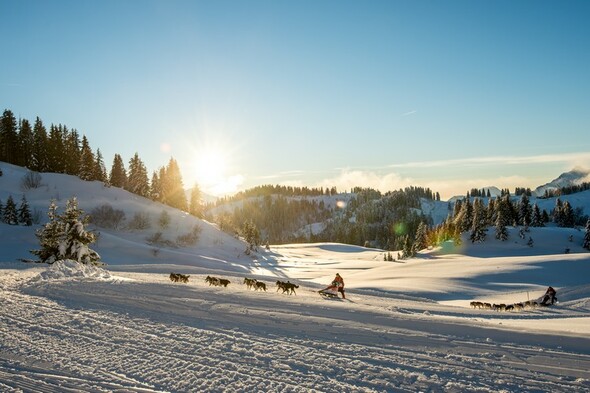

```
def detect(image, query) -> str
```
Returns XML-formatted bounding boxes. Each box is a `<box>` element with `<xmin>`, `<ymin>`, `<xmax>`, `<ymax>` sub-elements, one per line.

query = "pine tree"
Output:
<box><xmin>32</xmin><ymin>117</ymin><xmax>49</xmax><ymax>172</ymax></box>
<box><xmin>402</xmin><ymin>234</ymin><xmax>415</xmax><ymax>259</ymax></box>
<box><xmin>30</xmin><ymin>200</ymin><xmax>62</xmax><ymax>263</ymax></box>
<box><xmin>161</xmin><ymin>157</ymin><xmax>187</xmax><ymax>211</ymax></box>
<box><xmin>583</xmin><ymin>219</ymin><xmax>590</xmax><ymax>250</ymax></box>
<box><xmin>553</xmin><ymin>198</ymin><xmax>564</xmax><ymax>226</ymax></box>
<box><xmin>47</xmin><ymin>124</ymin><xmax>65</xmax><ymax>173</ymax></box>
<box><xmin>0</xmin><ymin>199</ymin><xmax>3</xmax><ymax>221</ymax></box>
<box><xmin>30</xmin><ymin>198</ymin><xmax>100</xmax><ymax>264</ymax></box>
<box><xmin>495</xmin><ymin>209</ymin><xmax>509</xmax><ymax>241</ymax></box>
<box><xmin>518</xmin><ymin>194</ymin><xmax>532</xmax><ymax>226</ymax></box>
<box><xmin>94</xmin><ymin>148</ymin><xmax>107</xmax><ymax>183</ymax></box>
<box><xmin>3</xmin><ymin>195</ymin><xmax>18</xmax><ymax>225</ymax></box>
<box><xmin>150</xmin><ymin>170</ymin><xmax>162</xmax><ymax>201</ymax></box>
<box><xmin>531</xmin><ymin>203</ymin><xmax>544</xmax><ymax>227</ymax></box>
<box><xmin>18</xmin><ymin>195</ymin><xmax>33</xmax><ymax>226</ymax></box>
<box><xmin>188</xmin><ymin>183</ymin><xmax>203</xmax><ymax>217</ymax></box>
<box><xmin>17</xmin><ymin>118</ymin><xmax>34</xmax><ymax>168</ymax></box>
<box><xmin>413</xmin><ymin>221</ymin><xmax>428</xmax><ymax>252</ymax></box>
<box><xmin>561</xmin><ymin>201</ymin><xmax>575</xmax><ymax>228</ymax></box>
<box><xmin>126</xmin><ymin>153</ymin><xmax>150</xmax><ymax>197</ymax></box>
<box><xmin>0</xmin><ymin>110</ymin><xmax>18</xmax><ymax>164</ymax></box>
<box><xmin>470</xmin><ymin>199</ymin><xmax>487</xmax><ymax>243</ymax></box>
<box><xmin>79</xmin><ymin>135</ymin><xmax>96</xmax><ymax>180</ymax></box>
<box><xmin>109</xmin><ymin>154</ymin><xmax>127</xmax><ymax>188</ymax></box>
<box><xmin>63</xmin><ymin>128</ymin><xmax>81</xmax><ymax>175</ymax></box>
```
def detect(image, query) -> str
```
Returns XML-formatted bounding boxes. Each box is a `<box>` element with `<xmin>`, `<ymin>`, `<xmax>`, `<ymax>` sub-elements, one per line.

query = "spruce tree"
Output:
<box><xmin>32</xmin><ymin>117</ymin><xmax>49</xmax><ymax>172</ymax></box>
<box><xmin>188</xmin><ymin>183</ymin><xmax>203</xmax><ymax>218</ymax></box>
<box><xmin>161</xmin><ymin>157</ymin><xmax>188</xmax><ymax>211</ymax></box>
<box><xmin>0</xmin><ymin>200</ymin><xmax>3</xmax><ymax>221</ymax></box>
<box><xmin>561</xmin><ymin>201</ymin><xmax>575</xmax><ymax>228</ymax></box>
<box><xmin>495</xmin><ymin>209</ymin><xmax>509</xmax><ymax>241</ymax></box>
<box><xmin>0</xmin><ymin>109</ymin><xmax>18</xmax><ymax>164</ymax></box>
<box><xmin>109</xmin><ymin>153</ymin><xmax>127</xmax><ymax>188</ymax></box>
<box><xmin>79</xmin><ymin>135</ymin><xmax>96</xmax><ymax>180</ymax></box>
<box><xmin>18</xmin><ymin>195</ymin><xmax>33</xmax><ymax>226</ymax></box>
<box><xmin>150</xmin><ymin>168</ymin><xmax>164</xmax><ymax>202</ymax></box>
<box><xmin>3</xmin><ymin>195</ymin><xmax>18</xmax><ymax>225</ymax></box>
<box><xmin>18</xmin><ymin>118</ymin><xmax>34</xmax><ymax>168</ymax></box>
<box><xmin>30</xmin><ymin>198</ymin><xmax>100</xmax><ymax>265</ymax></box>
<box><xmin>126</xmin><ymin>153</ymin><xmax>150</xmax><ymax>197</ymax></box>
<box><xmin>64</xmin><ymin>129</ymin><xmax>81</xmax><ymax>175</ymax></box>
<box><xmin>30</xmin><ymin>200</ymin><xmax>61</xmax><ymax>263</ymax></box>
<box><xmin>413</xmin><ymin>221</ymin><xmax>428</xmax><ymax>252</ymax></box>
<box><xmin>583</xmin><ymin>219</ymin><xmax>590</xmax><ymax>250</ymax></box>
<box><xmin>94</xmin><ymin>148</ymin><xmax>107</xmax><ymax>183</ymax></box>
<box><xmin>553</xmin><ymin>198</ymin><xmax>564</xmax><ymax>226</ymax></box>
<box><xmin>531</xmin><ymin>203</ymin><xmax>544</xmax><ymax>227</ymax></box>
<box><xmin>47</xmin><ymin>124</ymin><xmax>65</xmax><ymax>173</ymax></box>
<box><xmin>518</xmin><ymin>194</ymin><xmax>532</xmax><ymax>226</ymax></box>
<box><xmin>470</xmin><ymin>199</ymin><xmax>487</xmax><ymax>243</ymax></box>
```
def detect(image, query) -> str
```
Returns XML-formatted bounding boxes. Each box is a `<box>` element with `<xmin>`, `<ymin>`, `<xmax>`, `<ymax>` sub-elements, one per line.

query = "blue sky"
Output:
<box><xmin>1</xmin><ymin>0</ymin><xmax>589</xmax><ymax>199</ymax></box>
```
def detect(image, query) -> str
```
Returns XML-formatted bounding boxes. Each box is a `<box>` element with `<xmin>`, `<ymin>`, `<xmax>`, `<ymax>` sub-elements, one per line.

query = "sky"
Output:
<box><xmin>1</xmin><ymin>0</ymin><xmax>589</xmax><ymax>200</ymax></box>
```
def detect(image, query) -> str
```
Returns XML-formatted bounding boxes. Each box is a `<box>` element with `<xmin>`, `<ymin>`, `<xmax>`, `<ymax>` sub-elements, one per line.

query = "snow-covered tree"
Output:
<box><xmin>30</xmin><ymin>198</ymin><xmax>100</xmax><ymax>265</ymax></box>
<box><xmin>3</xmin><ymin>195</ymin><xmax>18</xmax><ymax>225</ymax></box>
<box><xmin>517</xmin><ymin>194</ymin><xmax>532</xmax><ymax>226</ymax></box>
<box><xmin>561</xmin><ymin>201</ymin><xmax>575</xmax><ymax>228</ymax></box>
<box><xmin>553</xmin><ymin>198</ymin><xmax>564</xmax><ymax>226</ymax></box>
<box><xmin>413</xmin><ymin>221</ymin><xmax>428</xmax><ymax>252</ymax></box>
<box><xmin>470</xmin><ymin>200</ymin><xmax>487</xmax><ymax>243</ymax></box>
<box><xmin>18</xmin><ymin>195</ymin><xmax>32</xmax><ymax>226</ymax></box>
<box><xmin>495</xmin><ymin>209</ymin><xmax>509</xmax><ymax>241</ymax></box>
<box><xmin>531</xmin><ymin>203</ymin><xmax>544</xmax><ymax>227</ymax></box>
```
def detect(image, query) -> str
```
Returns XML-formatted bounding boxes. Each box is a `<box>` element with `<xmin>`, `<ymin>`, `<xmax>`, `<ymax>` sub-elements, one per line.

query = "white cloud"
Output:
<box><xmin>388</xmin><ymin>152</ymin><xmax>590</xmax><ymax>170</ymax></box>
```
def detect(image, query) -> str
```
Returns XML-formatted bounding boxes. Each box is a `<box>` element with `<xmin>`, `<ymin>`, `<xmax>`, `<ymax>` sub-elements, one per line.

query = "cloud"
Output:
<box><xmin>387</xmin><ymin>152</ymin><xmax>590</xmax><ymax>170</ymax></box>
<box><xmin>313</xmin><ymin>170</ymin><xmax>415</xmax><ymax>193</ymax></box>
<box><xmin>401</xmin><ymin>110</ymin><xmax>417</xmax><ymax>117</ymax></box>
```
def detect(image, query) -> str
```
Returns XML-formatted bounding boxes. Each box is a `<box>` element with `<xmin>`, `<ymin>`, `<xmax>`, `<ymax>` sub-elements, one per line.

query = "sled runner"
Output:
<box><xmin>318</xmin><ymin>290</ymin><xmax>339</xmax><ymax>299</ymax></box>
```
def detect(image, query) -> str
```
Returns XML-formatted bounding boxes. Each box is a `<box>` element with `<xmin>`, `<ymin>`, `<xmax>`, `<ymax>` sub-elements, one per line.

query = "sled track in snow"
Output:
<box><xmin>1</xmin><ymin>276</ymin><xmax>590</xmax><ymax>392</ymax></box>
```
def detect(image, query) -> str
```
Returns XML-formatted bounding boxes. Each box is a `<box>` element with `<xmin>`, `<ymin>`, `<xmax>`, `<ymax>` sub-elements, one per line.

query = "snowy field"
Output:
<box><xmin>1</xmin><ymin>162</ymin><xmax>590</xmax><ymax>392</ymax></box>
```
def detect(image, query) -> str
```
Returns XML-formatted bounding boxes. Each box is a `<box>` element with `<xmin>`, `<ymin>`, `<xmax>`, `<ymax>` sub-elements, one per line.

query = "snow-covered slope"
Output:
<box><xmin>2</xmin><ymin>162</ymin><xmax>590</xmax><ymax>391</ymax></box>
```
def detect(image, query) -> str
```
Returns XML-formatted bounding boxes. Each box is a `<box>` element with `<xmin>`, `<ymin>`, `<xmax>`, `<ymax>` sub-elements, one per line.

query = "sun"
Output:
<box><xmin>193</xmin><ymin>149</ymin><xmax>227</xmax><ymax>188</ymax></box>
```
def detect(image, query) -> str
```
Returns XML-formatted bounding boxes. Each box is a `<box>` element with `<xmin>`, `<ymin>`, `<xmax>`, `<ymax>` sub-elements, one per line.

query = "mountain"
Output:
<box><xmin>534</xmin><ymin>167</ymin><xmax>590</xmax><ymax>196</ymax></box>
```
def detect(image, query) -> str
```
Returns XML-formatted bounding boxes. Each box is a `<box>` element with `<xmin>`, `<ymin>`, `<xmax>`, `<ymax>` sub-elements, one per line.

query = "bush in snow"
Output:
<box><xmin>127</xmin><ymin>211</ymin><xmax>151</xmax><ymax>230</ymax></box>
<box><xmin>145</xmin><ymin>231</ymin><xmax>176</xmax><ymax>248</ymax></box>
<box><xmin>20</xmin><ymin>170</ymin><xmax>43</xmax><ymax>190</ymax></box>
<box><xmin>30</xmin><ymin>198</ymin><xmax>101</xmax><ymax>265</ymax></box>
<box><xmin>90</xmin><ymin>204</ymin><xmax>126</xmax><ymax>229</ymax></box>
<box><xmin>176</xmin><ymin>224</ymin><xmax>202</xmax><ymax>247</ymax></box>
<box><xmin>158</xmin><ymin>210</ymin><xmax>171</xmax><ymax>229</ymax></box>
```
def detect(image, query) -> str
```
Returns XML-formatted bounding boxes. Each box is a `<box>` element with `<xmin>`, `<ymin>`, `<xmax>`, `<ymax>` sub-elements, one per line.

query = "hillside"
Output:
<box><xmin>2</xmin><ymin>162</ymin><xmax>590</xmax><ymax>391</ymax></box>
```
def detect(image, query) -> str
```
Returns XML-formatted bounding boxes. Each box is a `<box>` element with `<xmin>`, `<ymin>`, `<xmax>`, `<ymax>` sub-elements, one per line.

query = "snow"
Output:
<box><xmin>1</xmin><ymin>162</ymin><xmax>590</xmax><ymax>392</ymax></box>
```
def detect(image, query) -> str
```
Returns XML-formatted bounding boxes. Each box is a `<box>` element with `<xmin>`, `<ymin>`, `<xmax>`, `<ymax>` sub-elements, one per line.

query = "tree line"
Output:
<box><xmin>0</xmin><ymin>109</ymin><xmax>202</xmax><ymax>216</ymax></box>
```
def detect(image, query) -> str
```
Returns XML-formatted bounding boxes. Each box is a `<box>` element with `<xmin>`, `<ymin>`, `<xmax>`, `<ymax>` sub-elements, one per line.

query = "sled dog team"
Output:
<box><xmin>169</xmin><ymin>272</ymin><xmax>189</xmax><ymax>283</ymax></box>
<box><xmin>470</xmin><ymin>286</ymin><xmax>557</xmax><ymax>312</ymax></box>
<box><xmin>170</xmin><ymin>273</ymin><xmax>300</xmax><ymax>295</ymax></box>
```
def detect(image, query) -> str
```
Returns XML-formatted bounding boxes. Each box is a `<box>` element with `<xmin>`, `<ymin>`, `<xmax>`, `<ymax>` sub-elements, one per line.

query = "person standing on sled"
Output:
<box><xmin>541</xmin><ymin>286</ymin><xmax>557</xmax><ymax>305</ymax></box>
<box><xmin>319</xmin><ymin>273</ymin><xmax>345</xmax><ymax>299</ymax></box>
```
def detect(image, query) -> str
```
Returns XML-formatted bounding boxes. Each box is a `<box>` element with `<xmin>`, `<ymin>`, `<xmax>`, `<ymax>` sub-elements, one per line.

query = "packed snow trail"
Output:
<box><xmin>1</xmin><ymin>270</ymin><xmax>589</xmax><ymax>392</ymax></box>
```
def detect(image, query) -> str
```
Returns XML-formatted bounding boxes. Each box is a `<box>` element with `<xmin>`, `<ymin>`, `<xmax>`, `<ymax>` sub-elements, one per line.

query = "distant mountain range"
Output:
<box><xmin>534</xmin><ymin>167</ymin><xmax>590</xmax><ymax>196</ymax></box>
<box><xmin>448</xmin><ymin>168</ymin><xmax>590</xmax><ymax>201</ymax></box>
